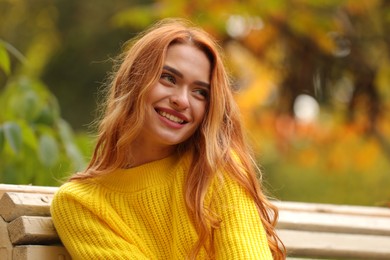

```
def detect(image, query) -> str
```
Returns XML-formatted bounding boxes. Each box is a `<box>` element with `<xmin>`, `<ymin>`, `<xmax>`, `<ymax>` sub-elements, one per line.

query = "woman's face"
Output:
<box><xmin>137</xmin><ymin>43</ymin><xmax>211</xmax><ymax>154</ymax></box>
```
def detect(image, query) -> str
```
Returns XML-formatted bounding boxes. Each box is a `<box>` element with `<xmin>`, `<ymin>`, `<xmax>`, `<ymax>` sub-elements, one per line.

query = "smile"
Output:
<box><xmin>157</xmin><ymin>110</ymin><xmax>186</xmax><ymax>124</ymax></box>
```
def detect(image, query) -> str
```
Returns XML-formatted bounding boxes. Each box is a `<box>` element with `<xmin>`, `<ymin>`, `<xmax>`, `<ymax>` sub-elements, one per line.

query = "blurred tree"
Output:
<box><xmin>41</xmin><ymin>0</ymin><xmax>144</xmax><ymax>129</ymax></box>
<box><xmin>0</xmin><ymin>41</ymin><xmax>85</xmax><ymax>186</ymax></box>
<box><xmin>1</xmin><ymin>0</ymin><xmax>389</xmax><ymax>203</ymax></box>
<box><xmin>0</xmin><ymin>0</ymin><xmax>91</xmax><ymax>185</ymax></box>
<box><xmin>0</xmin><ymin>0</ymin><xmax>144</xmax><ymax>129</ymax></box>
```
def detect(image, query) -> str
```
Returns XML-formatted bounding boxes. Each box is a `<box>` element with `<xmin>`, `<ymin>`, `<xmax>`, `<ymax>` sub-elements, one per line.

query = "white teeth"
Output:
<box><xmin>158</xmin><ymin>111</ymin><xmax>184</xmax><ymax>124</ymax></box>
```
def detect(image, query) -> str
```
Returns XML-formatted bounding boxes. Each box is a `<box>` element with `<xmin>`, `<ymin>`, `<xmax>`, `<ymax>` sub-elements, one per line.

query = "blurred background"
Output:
<box><xmin>1</xmin><ymin>0</ymin><xmax>389</xmax><ymax>206</ymax></box>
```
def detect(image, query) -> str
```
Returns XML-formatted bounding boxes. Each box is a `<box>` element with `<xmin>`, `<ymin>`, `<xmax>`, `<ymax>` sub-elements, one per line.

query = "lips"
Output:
<box><xmin>156</xmin><ymin>108</ymin><xmax>188</xmax><ymax>124</ymax></box>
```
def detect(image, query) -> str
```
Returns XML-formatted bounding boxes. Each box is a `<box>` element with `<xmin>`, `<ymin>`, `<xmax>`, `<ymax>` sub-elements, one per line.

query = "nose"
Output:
<box><xmin>170</xmin><ymin>88</ymin><xmax>189</xmax><ymax>110</ymax></box>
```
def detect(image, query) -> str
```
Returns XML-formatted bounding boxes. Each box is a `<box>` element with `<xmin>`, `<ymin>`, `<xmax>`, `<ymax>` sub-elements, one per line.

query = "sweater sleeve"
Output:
<box><xmin>212</xmin><ymin>176</ymin><xmax>273</xmax><ymax>259</ymax></box>
<box><xmin>50</xmin><ymin>182</ymin><xmax>151</xmax><ymax>260</ymax></box>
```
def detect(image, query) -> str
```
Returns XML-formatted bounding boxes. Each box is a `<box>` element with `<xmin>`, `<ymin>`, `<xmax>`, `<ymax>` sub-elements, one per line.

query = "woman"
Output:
<box><xmin>51</xmin><ymin>18</ymin><xmax>286</xmax><ymax>259</ymax></box>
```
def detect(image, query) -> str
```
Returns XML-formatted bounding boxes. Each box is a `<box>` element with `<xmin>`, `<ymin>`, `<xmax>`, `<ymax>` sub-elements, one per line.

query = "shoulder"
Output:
<box><xmin>54</xmin><ymin>179</ymin><xmax>95</xmax><ymax>199</ymax></box>
<box><xmin>51</xmin><ymin>178</ymin><xmax>103</xmax><ymax>213</ymax></box>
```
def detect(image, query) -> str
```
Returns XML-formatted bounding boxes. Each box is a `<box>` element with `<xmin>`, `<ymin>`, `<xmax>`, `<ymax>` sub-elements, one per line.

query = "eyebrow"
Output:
<box><xmin>163</xmin><ymin>65</ymin><xmax>210</xmax><ymax>89</ymax></box>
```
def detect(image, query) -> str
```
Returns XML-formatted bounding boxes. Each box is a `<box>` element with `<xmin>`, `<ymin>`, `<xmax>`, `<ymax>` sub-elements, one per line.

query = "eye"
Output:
<box><xmin>160</xmin><ymin>73</ymin><xmax>176</xmax><ymax>84</ymax></box>
<box><xmin>193</xmin><ymin>88</ymin><xmax>209</xmax><ymax>100</ymax></box>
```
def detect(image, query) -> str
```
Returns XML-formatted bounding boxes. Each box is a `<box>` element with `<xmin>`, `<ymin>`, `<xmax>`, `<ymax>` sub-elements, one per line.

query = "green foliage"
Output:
<box><xmin>2</xmin><ymin>122</ymin><xmax>22</xmax><ymax>154</ymax></box>
<box><xmin>0</xmin><ymin>45</ymin><xmax>86</xmax><ymax>186</ymax></box>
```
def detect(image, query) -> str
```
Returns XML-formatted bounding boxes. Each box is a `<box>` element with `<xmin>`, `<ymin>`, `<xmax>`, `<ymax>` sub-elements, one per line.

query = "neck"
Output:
<box><xmin>126</xmin><ymin>141</ymin><xmax>176</xmax><ymax>168</ymax></box>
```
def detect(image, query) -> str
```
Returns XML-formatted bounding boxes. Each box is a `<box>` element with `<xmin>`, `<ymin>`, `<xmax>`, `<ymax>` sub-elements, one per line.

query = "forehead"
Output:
<box><xmin>164</xmin><ymin>44</ymin><xmax>211</xmax><ymax>82</ymax></box>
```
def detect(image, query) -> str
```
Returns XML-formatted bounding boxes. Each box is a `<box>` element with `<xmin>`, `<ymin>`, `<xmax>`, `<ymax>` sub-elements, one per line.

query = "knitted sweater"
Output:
<box><xmin>51</xmin><ymin>154</ymin><xmax>273</xmax><ymax>259</ymax></box>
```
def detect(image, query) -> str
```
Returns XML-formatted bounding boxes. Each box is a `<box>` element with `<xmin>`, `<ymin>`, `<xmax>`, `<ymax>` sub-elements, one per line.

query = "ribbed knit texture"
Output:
<box><xmin>51</xmin><ymin>154</ymin><xmax>273</xmax><ymax>259</ymax></box>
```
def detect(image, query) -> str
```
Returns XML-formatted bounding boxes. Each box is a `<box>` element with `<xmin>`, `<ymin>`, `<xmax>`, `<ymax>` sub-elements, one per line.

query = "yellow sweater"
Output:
<box><xmin>51</xmin><ymin>154</ymin><xmax>273</xmax><ymax>259</ymax></box>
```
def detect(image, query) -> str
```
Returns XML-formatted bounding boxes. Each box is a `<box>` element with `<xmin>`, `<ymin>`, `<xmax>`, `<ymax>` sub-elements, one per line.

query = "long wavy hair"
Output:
<box><xmin>71</xmin><ymin>18</ymin><xmax>286</xmax><ymax>259</ymax></box>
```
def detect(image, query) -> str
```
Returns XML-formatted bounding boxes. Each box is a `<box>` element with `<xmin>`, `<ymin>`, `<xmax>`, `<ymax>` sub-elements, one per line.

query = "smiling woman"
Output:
<box><xmin>136</xmin><ymin>44</ymin><xmax>210</xmax><ymax>163</ymax></box>
<box><xmin>50</xmin><ymin>18</ymin><xmax>286</xmax><ymax>259</ymax></box>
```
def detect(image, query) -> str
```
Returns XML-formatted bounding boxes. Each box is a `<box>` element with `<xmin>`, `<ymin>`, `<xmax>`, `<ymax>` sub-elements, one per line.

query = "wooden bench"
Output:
<box><xmin>0</xmin><ymin>184</ymin><xmax>70</xmax><ymax>260</ymax></box>
<box><xmin>274</xmin><ymin>201</ymin><xmax>390</xmax><ymax>259</ymax></box>
<box><xmin>1</xmin><ymin>184</ymin><xmax>389</xmax><ymax>259</ymax></box>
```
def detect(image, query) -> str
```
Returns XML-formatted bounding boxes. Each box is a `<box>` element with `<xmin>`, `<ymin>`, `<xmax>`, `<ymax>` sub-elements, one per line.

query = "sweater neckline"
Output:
<box><xmin>94</xmin><ymin>153</ymin><xmax>182</xmax><ymax>193</ymax></box>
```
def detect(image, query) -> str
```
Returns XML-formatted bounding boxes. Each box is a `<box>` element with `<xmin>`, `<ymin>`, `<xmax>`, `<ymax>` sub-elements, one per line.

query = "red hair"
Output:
<box><xmin>71</xmin><ymin>18</ymin><xmax>286</xmax><ymax>259</ymax></box>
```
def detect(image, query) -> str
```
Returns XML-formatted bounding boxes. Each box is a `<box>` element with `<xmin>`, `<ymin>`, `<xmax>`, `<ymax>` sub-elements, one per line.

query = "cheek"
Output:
<box><xmin>194</xmin><ymin>102</ymin><xmax>208</xmax><ymax>125</ymax></box>
<box><xmin>145</xmin><ymin>83</ymin><xmax>165</xmax><ymax>103</ymax></box>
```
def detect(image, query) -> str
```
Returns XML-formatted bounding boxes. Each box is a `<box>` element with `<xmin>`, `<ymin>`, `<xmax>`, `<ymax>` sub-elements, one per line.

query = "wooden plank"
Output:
<box><xmin>278</xmin><ymin>210</ymin><xmax>390</xmax><ymax>236</ymax></box>
<box><xmin>278</xmin><ymin>229</ymin><xmax>390</xmax><ymax>259</ymax></box>
<box><xmin>8</xmin><ymin>216</ymin><xmax>60</xmax><ymax>245</ymax></box>
<box><xmin>13</xmin><ymin>245</ymin><xmax>71</xmax><ymax>260</ymax></box>
<box><xmin>0</xmin><ymin>192</ymin><xmax>53</xmax><ymax>222</ymax></box>
<box><xmin>0</xmin><ymin>217</ymin><xmax>12</xmax><ymax>260</ymax></box>
<box><xmin>274</xmin><ymin>200</ymin><xmax>390</xmax><ymax>217</ymax></box>
<box><xmin>0</xmin><ymin>184</ymin><xmax>57</xmax><ymax>198</ymax></box>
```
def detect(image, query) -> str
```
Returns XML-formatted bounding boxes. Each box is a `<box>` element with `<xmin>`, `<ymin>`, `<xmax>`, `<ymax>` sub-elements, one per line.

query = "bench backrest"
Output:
<box><xmin>1</xmin><ymin>184</ymin><xmax>390</xmax><ymax>259</ymax></box>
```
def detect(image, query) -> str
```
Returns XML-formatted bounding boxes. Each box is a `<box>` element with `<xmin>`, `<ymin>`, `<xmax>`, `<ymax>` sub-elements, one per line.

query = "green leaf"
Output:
<box><xmin>64</xmin><ymin>142</ymin><xmax>85</xmax><ymax>171</ymax></box>
<box><xmin>0</xmin><ymin>43</ymin><xmax>11</xmax><ymax>75</ymax></box>
<box><xmin>17</xmin><ymin>90</ymin><xmax>41</xmax><ymax>121</ymax></box>
<box><xmin>35</xmin><ymin>106</ymin><xmax>56</xmax><ymax>126</ymax></box>
<box><xmin>3</xmin><ymin>122</ymin><xmax>22</xmax><ymax>153</ymax></box>
<box><xmin>57</xmin><ymin>119</ymin><xmax>85</xmax><ymax>170</ymax></box>
<box><xmin>38</xmin><ymin>134</ymin><xmax>59</xmax><ymax>167</ymax></box>
<box><xmin>57</xmin><ymin>119</ymin><xmax>74</xmax><ymax>143</ymax></box>
<box><xmin>19</xmin><ymin>121</ymin><xmax>38</xmax><ymax>151</ymax></box>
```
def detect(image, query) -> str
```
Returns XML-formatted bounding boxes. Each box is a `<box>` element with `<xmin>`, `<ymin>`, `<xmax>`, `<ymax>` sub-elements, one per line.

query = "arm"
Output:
<box><xmin>50</xmin><ymin>182</ymin><xmax>151</xmax><ymax>260</ymax></box>
<box><xmin>212</xmin><ymin>176</ymin><xmax>273</xmax><ymax>259</ymax></box>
